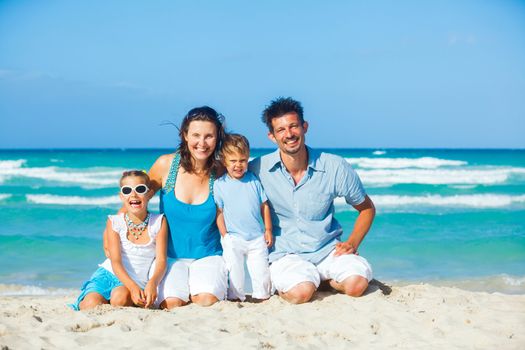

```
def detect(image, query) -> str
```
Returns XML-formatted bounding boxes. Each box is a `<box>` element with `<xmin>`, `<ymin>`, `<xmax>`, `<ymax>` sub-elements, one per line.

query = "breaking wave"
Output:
<box><xmin>335</xmin><ymin>194</ymin><xmax>525</xmax><ymax>208</ymax></box>
<box><xmin>26</xmin><ymin>194</ymin><xmax>160</xmax><ymax>207</ymax></box>
<box><xmin>346</xmin><ymin>157</ymin><xmax>467</xmax><ymax>169</ymax></box>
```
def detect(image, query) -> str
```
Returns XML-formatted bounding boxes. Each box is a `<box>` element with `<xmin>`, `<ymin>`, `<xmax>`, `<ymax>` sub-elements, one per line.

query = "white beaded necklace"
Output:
<box><xmin>125</xmin><ymin>213</ymin><xmax>150</xmax><ymax>240</ymax></box>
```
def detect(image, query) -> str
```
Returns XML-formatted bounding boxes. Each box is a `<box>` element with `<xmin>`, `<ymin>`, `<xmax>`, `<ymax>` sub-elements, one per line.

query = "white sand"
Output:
<box><xmin>1</xmin><ymin>282</ymin><xmax>524</xmax><ymax>349</ymax></box>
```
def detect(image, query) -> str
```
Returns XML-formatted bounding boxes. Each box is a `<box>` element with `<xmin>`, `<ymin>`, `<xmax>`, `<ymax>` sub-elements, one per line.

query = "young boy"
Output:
<box><xmin>214</xmin><ymin>133</ymin><xmax>273</xmax><ymax>301</ymax></box>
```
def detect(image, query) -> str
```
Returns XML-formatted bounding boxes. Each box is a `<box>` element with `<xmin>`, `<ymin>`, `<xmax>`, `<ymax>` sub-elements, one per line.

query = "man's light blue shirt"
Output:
<box><xmin>249</xmin><ymin>147</ymin><xmax>366</xmax><ymax>264</ymax></box>
<box><xmin>214</xmin><ymin>171</ymin><xmax>267</xmax><ymax>241</ymax></box>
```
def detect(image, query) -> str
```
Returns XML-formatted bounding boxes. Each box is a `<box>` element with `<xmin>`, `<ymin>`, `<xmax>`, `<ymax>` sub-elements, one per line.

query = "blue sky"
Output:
<box><xmin>0</xmin><ymin>0</ymin><xmax>524</xmax><ymax>148</ymax></box>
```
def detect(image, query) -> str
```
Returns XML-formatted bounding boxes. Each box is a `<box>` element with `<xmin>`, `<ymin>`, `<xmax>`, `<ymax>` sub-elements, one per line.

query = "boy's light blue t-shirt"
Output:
<box><xmin>214</xmin><ymin>171</ymin><xmax>267</xmax><ymax>241</ymax></box>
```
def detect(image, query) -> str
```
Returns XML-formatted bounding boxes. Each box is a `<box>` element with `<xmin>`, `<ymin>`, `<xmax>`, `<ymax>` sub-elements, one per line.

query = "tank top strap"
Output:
<box><xmin>163</xmin><ymin>151</ymin><xmax>215</xmax><ymax>197</ymax></box>
<box><xmin>162</xmin><ymin>152</ymin><xmax>180</xmax><ymax>193</ymax></box>
<box><xmin>209</xmin><ymin>170</ymin><xmax>215</xmax><ymax>198</ymax></box>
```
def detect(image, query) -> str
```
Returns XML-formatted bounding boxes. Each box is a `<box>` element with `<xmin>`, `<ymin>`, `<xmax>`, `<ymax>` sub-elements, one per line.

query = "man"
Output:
<box><xmin>249</xmin><ymin>97</ymin><xmax>375</xmax><ymax>304</ymax></box>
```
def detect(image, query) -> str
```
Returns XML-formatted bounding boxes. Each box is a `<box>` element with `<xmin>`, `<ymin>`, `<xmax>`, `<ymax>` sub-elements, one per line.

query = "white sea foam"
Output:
<box><xmin>27</xmin><ymin>194</ymin><xmax>121</xmax><ymax>205</ymax></box>
<box><xmin>0</xmin><ymin>284</ymin><xmax>75</xmax><ymax>296</ymax></box>
<box><xmin>502</xmin><ymin>275</ymin><xmax>525</xmax><ymax>286</ymax></box>
<box><xmin>391</xmin><ymin>274</ymin><xmax>525</xmax><ymax>294</ymax></box>
<box><xmin>346</xmin><ymin>157</ymin><xmax>467</xmax><ymax>169</ymax></box>
<box><xmin>335</xmin><ymin>194</ymin><xmax>525</xmax><ymax>208</ymax></box>
<box><xmin>372</xmin><ymin>150</ymin><xmax>386</xmax><ymax>155</ymax></box>
<box><xmin>0</xmin><ymin>160</ymin><xmax>124</xmax><ymax>187</ymax></box>
<box><xmin>357</xmin><ymin>167</ymin><xmax>525</xmax><ymax>186</ymax></box>
<box><xmin>0</xmin><ymin>159</ymin><xmax>27</xmax><ymax>169</ymax></box>
<box><xmin>26</xmin><ymin>194</ymin><xmax>160</xmax><ymax>207</ymax></box>
<box><xmin>0</xmin><ymin>194</ymin><xmax>11</xmax><ymax>201</ymax></box>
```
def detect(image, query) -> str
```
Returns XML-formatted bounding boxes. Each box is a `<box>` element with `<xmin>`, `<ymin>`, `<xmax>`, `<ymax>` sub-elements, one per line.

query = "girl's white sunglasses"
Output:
<box><xmin>120</xmin><ymin>184</ymin><xmax>149</xmax><ymax>196</ymax></box>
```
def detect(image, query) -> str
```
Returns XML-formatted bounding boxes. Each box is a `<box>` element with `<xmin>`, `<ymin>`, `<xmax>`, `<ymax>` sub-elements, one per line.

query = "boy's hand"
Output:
<box><xmin>130</xmin><ymin>285</ymin><xmax>146</xmax><ymax>307</ymax></box>
<box><xmin>264</xmin><ymin>230</ymin><xmax>273</xmax><ymax>248</ymax></box>
<box><xmin>144</xmin><ymin>281</ymin><xmax>158</xmax><ymax>309</ymax></box>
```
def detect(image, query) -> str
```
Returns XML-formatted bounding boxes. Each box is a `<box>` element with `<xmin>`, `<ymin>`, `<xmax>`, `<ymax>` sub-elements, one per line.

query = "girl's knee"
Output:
<box><xmin>110</xmin><ymin>288</ymin><xmax>132</xmax><ymax>307</ymax></box>
<box><xmin>79</xmin><ymin>293</ymin><xmax>108</xmax><ymax>310</ymax></box>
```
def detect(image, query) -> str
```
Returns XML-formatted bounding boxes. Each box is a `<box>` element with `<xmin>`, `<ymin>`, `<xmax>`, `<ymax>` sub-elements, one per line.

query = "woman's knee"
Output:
<box><xmin>159</xmin><ymin>297</ymin><xmax>188</xmax><ymax>309</ymax></box>
<box><xmin>79</xmin><ymin>293</ymin><xmax>108</xmax><ymax>310</ymax></box>
<box><xmin>191</xmin><ymin>293</ymin><xmax>219</xmax><ymax>307</ymax></box>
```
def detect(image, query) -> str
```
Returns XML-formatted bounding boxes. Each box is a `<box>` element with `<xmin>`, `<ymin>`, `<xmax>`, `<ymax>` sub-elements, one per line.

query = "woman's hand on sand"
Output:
<box><xmin>144</xmin><ymin>281</ymin><xmax>158</xmax><ymax>308</ymax></box>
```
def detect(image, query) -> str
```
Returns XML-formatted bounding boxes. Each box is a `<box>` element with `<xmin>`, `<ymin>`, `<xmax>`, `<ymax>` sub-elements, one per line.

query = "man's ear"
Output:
<box><xmin>267</xmin><ymin>131</ymin><xmax>277</xmax><ymax>144</ymax></box>
<box><xmin>303</xmin><ymin>121</ymin><xmax>309</xmax><ymax>134</ymax></box>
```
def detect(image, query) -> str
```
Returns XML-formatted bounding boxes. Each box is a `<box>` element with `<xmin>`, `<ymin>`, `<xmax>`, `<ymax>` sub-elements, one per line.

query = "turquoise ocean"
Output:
<box><xmin>1</xmin><ymin>148</ymin><xmax>524</xmax><ymax>295</ymax></box>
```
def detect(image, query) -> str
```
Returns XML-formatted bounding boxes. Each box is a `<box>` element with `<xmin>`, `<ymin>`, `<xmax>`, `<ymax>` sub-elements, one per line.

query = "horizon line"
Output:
<box><xmin>1</xmin><ymin>147</ymin><xmax>524</xmax><ymax>151</ymax></box>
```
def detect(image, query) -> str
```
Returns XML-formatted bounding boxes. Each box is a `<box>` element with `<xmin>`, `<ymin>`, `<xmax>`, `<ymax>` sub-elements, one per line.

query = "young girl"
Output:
<box><xmin>215</xmin><ymin>134</ymin><xmax>273</xmax><ymax>301</ymax></box>
<box><xmin>71</xmin><ymin>170</ymin><xmax>168</xmax><ymax>310</ymax></box>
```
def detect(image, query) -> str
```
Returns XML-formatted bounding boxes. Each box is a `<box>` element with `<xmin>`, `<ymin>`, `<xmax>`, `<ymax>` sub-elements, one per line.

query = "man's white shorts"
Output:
<box><xmin>269</xmin><ymin>250</ymin><xmax>373</xmax><ymax>293</ymax></box>
<box><xmin>154</xmin><ymin>255</ymin><xmax>228</xmax><ymax>304</ymax></box>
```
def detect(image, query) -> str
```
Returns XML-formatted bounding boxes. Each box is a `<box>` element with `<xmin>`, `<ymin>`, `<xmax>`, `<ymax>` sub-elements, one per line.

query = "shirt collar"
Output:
<box><xmin>267</xmin><ymin>149</ymin><xmax>282</xmax><ymax>172</ymax></box>
<box><xmin>306</xmin><ymin>146</ymin><xmax>324</xmax><ymax>172</ymax></box>
<box><xmin>267</xmin><ymin>146</ymin><xmax>324</xmax><ymax>172</ymax></box>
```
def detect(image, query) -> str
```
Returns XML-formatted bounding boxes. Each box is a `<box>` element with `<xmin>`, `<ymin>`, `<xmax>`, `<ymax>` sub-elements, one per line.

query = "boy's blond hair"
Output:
<box><xmin>220</xmin><ymin>133</ymin><xmax>250</xmax><ymax>161</ymax></box>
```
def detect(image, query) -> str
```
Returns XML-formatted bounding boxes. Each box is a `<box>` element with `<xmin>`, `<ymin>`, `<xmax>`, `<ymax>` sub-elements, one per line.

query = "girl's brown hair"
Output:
<box><xmin>120</xmin><ymin>170</ymin><xmax>151</xmax><ymax>186</ymax></box>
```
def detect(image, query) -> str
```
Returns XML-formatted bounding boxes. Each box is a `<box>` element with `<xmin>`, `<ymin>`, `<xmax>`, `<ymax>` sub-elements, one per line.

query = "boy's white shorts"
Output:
<box><xmin>269</xmin><ymin>250</ymin><xmax>373</xmax><ymax>293</ymax></box>
<box><xmin>221</xmin><ymin>234</ymin><xmax>271</xmax><ymax>301</ymax></box>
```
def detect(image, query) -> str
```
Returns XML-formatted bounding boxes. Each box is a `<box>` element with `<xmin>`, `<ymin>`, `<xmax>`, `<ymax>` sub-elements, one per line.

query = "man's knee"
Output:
<box><xmin>341</xmin><ymin>275</ymin><xmax>369</xmax><ymax>297</ymax></box>
<box><xmin>280</xmin><ymin>282</ymin><xmax>316</xmax><ymax>304</ymax></box>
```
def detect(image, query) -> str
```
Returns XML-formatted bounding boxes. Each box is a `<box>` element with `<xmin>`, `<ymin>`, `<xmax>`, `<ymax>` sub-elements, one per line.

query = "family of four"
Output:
<box><xmin>71</xmin><ymin>97</ymin><xmax>376</xmax><ymax>310</ymax></box>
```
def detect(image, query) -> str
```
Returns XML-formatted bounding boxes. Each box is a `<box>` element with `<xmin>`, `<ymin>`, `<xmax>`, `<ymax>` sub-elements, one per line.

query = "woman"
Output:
<box><xmin>105</xmin><ymin>106</ymin><xmax>228</xmax><ymax>308</ymax></box>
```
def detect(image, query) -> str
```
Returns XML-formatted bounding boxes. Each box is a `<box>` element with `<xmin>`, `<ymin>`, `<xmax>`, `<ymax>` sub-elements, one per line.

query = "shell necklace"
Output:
<box><xmin>125</xmin><ymin>213</ymin><xmax>150</xmax><ymax>240</ymax></box>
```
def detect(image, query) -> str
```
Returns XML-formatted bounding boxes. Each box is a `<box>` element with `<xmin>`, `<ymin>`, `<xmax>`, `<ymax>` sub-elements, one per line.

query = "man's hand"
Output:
<box><xmin>334</xmin><ymin>241</ymin><xmax>357</xmax><ymax>256</ymax></box>
<box><xmin>264</xmin><ymin>230</ymin><xmax>273</xmax><ymax>248</ymax></box>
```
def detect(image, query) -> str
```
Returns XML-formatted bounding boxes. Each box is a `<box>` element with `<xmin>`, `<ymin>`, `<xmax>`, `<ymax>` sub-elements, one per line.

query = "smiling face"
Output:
<box><xmin>184</xmin><ymin>120</ymin><xmax>218</xmax><ymax>163</ymax></box>
<box><xmin>268</xmin><ymin>112</ymin><xmax>308</xmax><ymax>155</ymax></box>
<box><xmin>119</xmin><ymin>175</ymin><xmax>151</xmax><ymax>216</ymax></box>
<box><xmin>223</xmin><ymin>150</ymin><xmax>249</xmax><ymax>180</ymax></box>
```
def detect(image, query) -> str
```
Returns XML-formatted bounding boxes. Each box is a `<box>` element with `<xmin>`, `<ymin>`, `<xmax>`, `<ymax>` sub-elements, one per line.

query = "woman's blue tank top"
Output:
<box><xmin>159</xmin><ymin>153</ymin><xmax>222</xmax><ymax>259</ymax></box>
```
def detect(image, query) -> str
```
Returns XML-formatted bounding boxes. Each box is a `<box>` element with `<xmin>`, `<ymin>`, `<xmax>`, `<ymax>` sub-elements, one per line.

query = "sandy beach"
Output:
<box><xmin>1</xmin><ymin>281</ymin><xmax>523</xmax><ymax>350</ymax></box>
